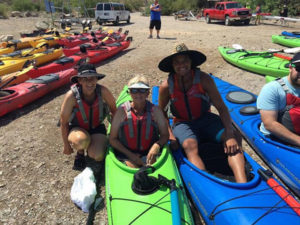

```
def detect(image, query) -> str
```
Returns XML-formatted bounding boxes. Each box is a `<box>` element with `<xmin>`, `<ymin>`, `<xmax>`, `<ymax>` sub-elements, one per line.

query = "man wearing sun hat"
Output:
<box><xmin>60</xmin><ymin>63</ymin><xmax>117</xmax><ymax>176</ymax></box>
<box><xmin>158</xmin><ymin>43</ymin><xmax>247</xmax><ymax>183</ymax></box>
<box><xmin>257</xmin><ymin>52</ymin><xmax>300</xmax><ymax>147</ymax></box>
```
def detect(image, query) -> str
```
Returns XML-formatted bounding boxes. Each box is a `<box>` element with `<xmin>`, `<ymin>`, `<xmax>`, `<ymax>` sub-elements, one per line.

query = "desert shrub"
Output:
<box><xmin>0</xmin><ymin>3</ymin><xmax>9</xmax><ymax>18</ymax></box>
<box><xmin>11</xmin><ymin>0</ymin><xmax>43</xmax><ymax>12</ymax></box>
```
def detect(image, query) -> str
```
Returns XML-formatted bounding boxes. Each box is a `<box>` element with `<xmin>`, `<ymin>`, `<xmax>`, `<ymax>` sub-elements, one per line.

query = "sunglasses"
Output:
<box><xmin>129</xmin><ymin>88</ymin><xmax>149</xmax><ymax>94</ymax></box>
<box><xmin>291</xmin><ymin>63</ymin><xmax>300</xmax><ymax>72</ymax></box>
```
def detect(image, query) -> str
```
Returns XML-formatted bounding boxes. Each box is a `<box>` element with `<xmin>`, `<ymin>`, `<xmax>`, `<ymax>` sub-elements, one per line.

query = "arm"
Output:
<box><xmin>158</xmin><ymin>80</ymin><xmax>179</xmax><ymax>149</ymax></box>
<box><xmin>150</xmin><ymin>4</ymin><xmax>161</xmax><ymax>12</ymax></box>
<box><xmin>109</xmin><ymin>107</ymin><xmax>144</xmax><ymax>166</ymax></box>
<box><xmin>147</xmin><ymin>106</ymin><xmax>169</xmax><ymax>164</ymax></box>
<box><xmin>60</xmin><ymin>91</ymin><xmax>76</xmax><ymax>155</ymax></box>
<box><xmin>260</xmin><ymin>110</ymin><xmax>300</xmax><ymax>146</ymax></box>
<box><xmin>101</xmin><ymin>85</ymin><xmax>117</xmax><ymax>118</ymax></box>
<box><xmin>201</xmin><ymin>73</ymin><xmax>239</xmax><ymax>153</ymax></box>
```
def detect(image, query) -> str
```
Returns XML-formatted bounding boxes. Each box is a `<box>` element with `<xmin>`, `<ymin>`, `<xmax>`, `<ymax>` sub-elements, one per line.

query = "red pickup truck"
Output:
<box><xmin>203</xmin><ymin>1</ymin><xmax>251</xmax><ymax>26</ymax></box>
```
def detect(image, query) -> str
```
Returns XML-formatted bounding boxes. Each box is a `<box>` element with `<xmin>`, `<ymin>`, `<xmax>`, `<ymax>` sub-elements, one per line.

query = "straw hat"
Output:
<box><xmin>158</xmin><ymin>43</ymin><xmax>206</xmax><ymax>72</ymax></box>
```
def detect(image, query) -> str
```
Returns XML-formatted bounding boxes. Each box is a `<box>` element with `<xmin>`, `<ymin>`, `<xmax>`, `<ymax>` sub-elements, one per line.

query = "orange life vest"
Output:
<box><xmin>168</xmin><ymin>69</ymin><xmax>211</xmax><ymax>123</ymax></box>
<box><xmin>69</xmin><ymin>84</ymin><xmax>108</xmax><ymax>130</ymax></box>
<box><xmin>119</xmin><ymin>101</ymin><xmax>159</xmax><ymax>153</ymax></box>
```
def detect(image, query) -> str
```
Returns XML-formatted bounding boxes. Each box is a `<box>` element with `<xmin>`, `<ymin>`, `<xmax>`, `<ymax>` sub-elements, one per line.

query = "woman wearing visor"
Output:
<box><xmin>109</xmin><ymin>75</ymin><xmax>169</xmax><ymax>168</ymax></box>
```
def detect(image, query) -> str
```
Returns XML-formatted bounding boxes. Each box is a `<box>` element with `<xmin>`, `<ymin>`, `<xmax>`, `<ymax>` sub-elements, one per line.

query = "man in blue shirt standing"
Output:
<box><xmin>149</xmin><ymin>0</ymin><xmax>161</xmax><ymax>39</ymax></box>
<box><xmin>257</xmin><ymin>52</ymin><xmax>300</xmax><ymax>147</ymax></box>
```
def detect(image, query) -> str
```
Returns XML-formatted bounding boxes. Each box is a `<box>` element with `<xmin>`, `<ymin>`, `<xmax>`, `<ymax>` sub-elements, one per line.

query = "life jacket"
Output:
<box><xmin>69</xmin><ymin>84</ymin><xmax>108</xmax><ymax>130</ymax></box>
<box><xmin>168</xmin><ymin>69</ymin><xmax>210</xmax><ymax>123</ymax></box>
<box><xmin>277</xmin><ymin>78</ymin><xmax>300</xmax><ymax>135</ymax></box>
<box><xmin>118</xmin><ymin>101</ymin><xmax>159</xmax><ymax>153</ymax></box>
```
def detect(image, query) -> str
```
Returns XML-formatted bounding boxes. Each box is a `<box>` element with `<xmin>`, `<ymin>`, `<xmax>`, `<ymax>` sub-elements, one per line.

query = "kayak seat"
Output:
<box><xmin>0</xmin><ymin>90</ymin><xmax>14</xmax><ymax>98</ymax></box>
<box><xmin>81</xmin><ymin>43</ymin><xmax>92</xmax><ymax>48</ymax></box>
<box><xmin>79</xmin><ymin>37</ymin><xmax>89</xmax><ymax>41</ymax></box>
<box><xmin>42</xmin><ymin>49</ymin><xmax>54</xmax><ymax>54</ymax></box>
<box><xmin>26</xmin><ymin>73</ymin><xmax>59</xmax><ymax>84</ymax></box>
<box><xmin>67</xmin><ymin>37</ymin><xmax>75</xmax><ymax>41</ymax></box>
<box><xmin>107</xmin><ymin>42</ymin><xmax>121</xmax><ymax>47</ymax></box>
<box><xmin>226</xmin><ymin>91</ymin><xmax>256</xmax><ymax>104</ymax></box>
<box><xmin>55</xmin><ymin>57</ymin><xmax>74</xmax><ymax>64</ymax></box>
<box><xmin>6</xmin><ymin>50</ymin><xmax>21</xmax><ymax>58</ymax></box>
<box><xmin>44</xmin><ymin>37</ymin><xmax>54</xmax><ymax>41</ymax></box>
<box><xmin>0</xmin><ymin>60</ymin><xmax>4</xmax><ymax>66</ymax></box>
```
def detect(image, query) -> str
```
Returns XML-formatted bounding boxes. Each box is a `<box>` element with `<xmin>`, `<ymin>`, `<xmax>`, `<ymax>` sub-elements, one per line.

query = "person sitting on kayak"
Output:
<box><xmin>60</xmin><ymin>63</ymin><xmax>117</xmax><ymax>176</ymax></box>
<box><xmin>158</xmin><ymin>43</ymin><xmax>247</xmax><ymax>183</ymax></box>
<box><xmin>257</xmin><ymin>52</ymin><xmax>300</xmax><ymax>147</ymax></box>
<box><xmin>109</xmin><ymin>75</ymin><xmax>169</xmax><ymax>168</ymax></box>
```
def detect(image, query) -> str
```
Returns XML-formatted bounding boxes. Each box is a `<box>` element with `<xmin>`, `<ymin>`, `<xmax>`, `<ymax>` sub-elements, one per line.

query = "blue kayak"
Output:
<box><xmin>211</xmin><ymin>75</ymin><xmax>300</xmax><ymax>198</ymax></box>
<box><xmin>282</xmin><ymin>31</ymin><xmax>300</xmax><ymax>38</ymax></box>
<box><xmin>152</xmin><ymin>85</ymin><xmax>300</xmax><ymax>224</ymax></box>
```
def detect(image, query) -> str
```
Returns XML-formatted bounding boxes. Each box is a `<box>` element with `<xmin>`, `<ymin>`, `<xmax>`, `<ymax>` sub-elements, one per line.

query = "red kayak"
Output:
<box><xmin>0</xmin><ymin>68</ymin><xmax>77</xmax><ymax>117</ymax></box>
<box><xmin>63</xmin><ymin>30</ymin><xmax>129</xmax><ymax>57</ymax></box>
<box><xmin>57</xmin><ymin>28</ymin><xmax>121</xmax><ymax>48</ymax></box>
<box><xmin>24</xmin><ymin>37</ymin><xmax>132</xmax><ymax>79</ymax></box>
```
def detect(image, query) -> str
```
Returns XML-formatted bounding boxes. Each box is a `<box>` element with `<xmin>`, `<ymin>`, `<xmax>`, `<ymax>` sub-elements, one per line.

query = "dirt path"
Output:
<box><xmin>0</xmin><ymin>13</ymin><xmax>299</xmax><ymax>224</ymax></box>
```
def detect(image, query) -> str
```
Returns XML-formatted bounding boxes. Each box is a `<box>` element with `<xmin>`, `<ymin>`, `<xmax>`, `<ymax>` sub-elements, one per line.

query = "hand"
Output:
<box><xmin>169</xmin><ymin>139</ymin><xmax>179</xmax><ymax>150</ymax></box>
<box><xmin>146</xmin><ymin>144</ymin><xmax>160</xmax><ymax>165</ymax></box>
<box><xmin>224</xmin><ymin>138</ymin><xmax>241</xmax><ymax>154</ymax></box>
<box><xmin>63</xmin><ymin>144</ymin><xmax>73</xmax><ymax>155</ymax></box>
<box><xmin>128</xmin><ymin>153</ymin><xmax>145</xmax><ymax>167</ymax></box>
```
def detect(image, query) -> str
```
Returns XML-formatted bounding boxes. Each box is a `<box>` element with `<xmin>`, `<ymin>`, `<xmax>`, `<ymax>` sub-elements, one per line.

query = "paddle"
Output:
<box><xmin>233</xmin><ymin>44</ymin><xmax>300</xmax><ymax>54</ymax></box>
<box><xmin>258</xmin><ymin>169</ymin><xmax>300</xmax><ymax>216</ymax></box>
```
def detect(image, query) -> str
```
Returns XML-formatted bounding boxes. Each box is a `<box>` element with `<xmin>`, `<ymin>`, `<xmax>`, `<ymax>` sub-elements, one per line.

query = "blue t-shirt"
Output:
<box><xmin>150</xmin><ymin>4</ymin><xmax>161</xmax><ymax>21</ymax></box>
<box><xmin>257</xmin><ymin>77</ymin><xmax>300</xmax><ymax>135</ymax></box>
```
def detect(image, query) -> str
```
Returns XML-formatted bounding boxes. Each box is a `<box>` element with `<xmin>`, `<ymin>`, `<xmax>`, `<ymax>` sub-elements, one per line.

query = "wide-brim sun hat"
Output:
<box><xmin>158</xmin><ymin>43</ymin><xmax>206</xmax><ymax>72</ymax></box>
<box><xmin>71</xmin><ymin>63</ymin><xmax>105</xmax><ymax>83</ymax></box>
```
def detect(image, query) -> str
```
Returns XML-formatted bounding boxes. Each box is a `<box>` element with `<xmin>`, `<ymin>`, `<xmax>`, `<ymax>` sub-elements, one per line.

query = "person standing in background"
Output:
<box><xmin>149</xmin><ymin>0</ymin><xmax>161</xmax><ymax>39</ymax></box>
<box><xmin>255</xmin><ymin>4</ymin><xmax>261</xmax><ymax>25</ymax></box>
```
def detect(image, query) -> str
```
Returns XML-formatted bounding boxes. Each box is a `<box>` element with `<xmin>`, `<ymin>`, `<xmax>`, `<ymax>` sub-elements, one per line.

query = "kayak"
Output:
<box><xmin>57</xmin><ymin>32</ymin><xmax>107</xmax><ymax>48</ymax></box>
<box><xmin>0</xmin><ymin>68</ymin><xmax>77</xmax><ymax>117</ymax></box>
<box><xmin>0</xmin><ymin>48</ymin><xmax>63</xmax><ymax>76</ymax></box>
<box><xmin>0</xmin><ymin>46</ymin><xmax>15</xmax><ymax>56</ymax></box>
<box><xmin>29</xmin><ymin>32</ymin><xmax>71</xmax><ymax>48</ymax></box>
<box><xmin>272</xmin><ymin>35</ymin><xmax>300</xmax><ymax>48</ymax></box>
<box><xmin>152</xmin><ymin>85</ymin><xmax>300</xmax><ymax>224</ymax></box>
<box><xmin>105</xmin><ymin>85</ymin><xmax>194</xmax><ymax>225</ymax></box>
<box><xmin>86</xmin><ymin>38</ymin><xmax>131</xmax><ymax>64</ymax></box>
<box><xmin>0</xmin><ymin>35</ymin><xmax>53</xmax><ymax>49</ymax></box>
<box><xmin>282</xmin><ymin>31</ymin><xmax>300</xmax><ymax>38</ymax></box>
<box><xmin>219</xmin><ymin>46</ymin><xmax>289</xmax><ymax>78</ymax></box>
<box><xmin>211</xmin><ymin>75</ymin><xmax>300</xmax><ymax>198</ymax></box>
<box><xmin>0</xmin><ymin>46</ymin><xmax>47</xmax><ymax>60</ymax></box>
<box><xmin>62</xmin><ymin>30</ymin><xmax>129</xmax><ymax>57</ymax></box>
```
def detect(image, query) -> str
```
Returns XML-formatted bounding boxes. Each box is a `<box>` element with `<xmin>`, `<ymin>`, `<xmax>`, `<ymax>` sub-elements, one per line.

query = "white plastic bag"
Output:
<box><xmin>70</xmin><ymin>167</ymin><xmax>97</xmax><ymax>213</ymax></box>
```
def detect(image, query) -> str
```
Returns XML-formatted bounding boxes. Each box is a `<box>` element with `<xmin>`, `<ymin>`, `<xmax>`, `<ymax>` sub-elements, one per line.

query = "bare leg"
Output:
<box><xmin>156</xmin><ymin>29</ymin><xmax>160</xmax><ymax>38</ymax></box>
<box><xmin>149</xmin><ymin>29</ymin><xmax>153</xmax><ymax>38</ymax></box>
<box><xmin>87</xmin><ymin>133</ymin><xmax>107</xmax><ymax>162</ymax></box>
<box><xmin>182</xmin><ymin>138</ymin><xmax>206</xmax><ymax>170</ymax></box>
<box><xmin>68</xmin><ymin>127</ymin><xmax>91</xmax><ymax>152</ymax></box>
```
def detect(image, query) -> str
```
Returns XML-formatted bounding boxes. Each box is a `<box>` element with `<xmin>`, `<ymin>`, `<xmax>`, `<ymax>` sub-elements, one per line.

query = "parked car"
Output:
<box><xmin>95</xmin><ymin>2</ymin><xmax>130</xmax><ymax>25</ymax></box>
<box><xmin>203</xmin><ymin>1</ymin><xmax>251</xmax><ymax>26</ymax></box>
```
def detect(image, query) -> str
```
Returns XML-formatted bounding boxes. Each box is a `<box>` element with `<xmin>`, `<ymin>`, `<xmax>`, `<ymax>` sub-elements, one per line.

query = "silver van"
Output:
<box><xmin>95</xmin><ymin>2</ymin><xmax>130</xmax><ymax>25</ymax></box>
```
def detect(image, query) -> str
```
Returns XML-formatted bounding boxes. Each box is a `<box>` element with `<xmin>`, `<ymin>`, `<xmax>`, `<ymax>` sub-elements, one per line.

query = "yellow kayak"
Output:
<box><xmin>0</xmin><ymin>65</ymin><xmax>34</xmax><ymax>88</ymax></box>
<box><xmin>0</xmin><ymin>46</ymin><xmax>16</xmax><ymax>56</ymax></box>
<box><xmin>0</xmin><ymin>45</ymin><xmax>47</xmax><ymax>60</ymax></box>
<box><xmin>0</xmin><ymin>48</ymin><xmax>63</xmax><ymax>76</ymax></box>
<box><xmin>29</xmin><ymin>32</ymin><xmax>71</xmax><ymax>48</ymax></box>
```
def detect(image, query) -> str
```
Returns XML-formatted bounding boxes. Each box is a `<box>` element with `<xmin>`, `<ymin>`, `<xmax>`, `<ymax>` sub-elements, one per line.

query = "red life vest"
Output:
<box><xmin>277</xmin><ymin>78</ymin><xmax>300</xmax><ymax>135</ymax></box>
<box><xmin>168</xmin><ymin>69</ymin><xmax>210</xmax><ymax>123</ymax></box>
<box><xmin>69</xmin><ymin>84</ymin><xmax>108</xmax><ymax>130</ymax></box>
<box><xmin>119</xmin><ymin>101</ymin><xmax>159</xmax><ymax>153</ymax></box>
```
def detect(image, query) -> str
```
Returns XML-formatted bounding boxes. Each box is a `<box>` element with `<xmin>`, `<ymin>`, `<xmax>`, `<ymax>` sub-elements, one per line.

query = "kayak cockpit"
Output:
<box><xmin>0</xmin><ymin>90</ymin><xmax>17</xmax><ymax>100</ymax></box>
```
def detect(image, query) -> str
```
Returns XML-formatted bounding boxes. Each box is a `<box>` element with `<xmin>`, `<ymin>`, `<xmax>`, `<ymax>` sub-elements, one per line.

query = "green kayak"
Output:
<box><xmin>219</xmin><ymin>46</ymin><xmax>289</xmax><ymax>78</ymax></box>
<box><xmin>272</xmin><ymin>35</ymin><xmax>300</xmax><ymax>48</ymax></box>
<box><xmin>105</xmin><ymin>85</ymin><xmax>194</xmax><ymax>225</ymax></box>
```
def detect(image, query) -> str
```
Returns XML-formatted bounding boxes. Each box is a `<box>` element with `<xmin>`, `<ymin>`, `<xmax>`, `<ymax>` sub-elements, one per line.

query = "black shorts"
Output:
<box><xmin>69</xmin><ymin>123</ymin><xmax>107</xmax><ymax>135</ymax></box>
<box><xmin>149</xmin><ymin>20</ymin><xmax>161</xmax><ymax>30</ymax></box>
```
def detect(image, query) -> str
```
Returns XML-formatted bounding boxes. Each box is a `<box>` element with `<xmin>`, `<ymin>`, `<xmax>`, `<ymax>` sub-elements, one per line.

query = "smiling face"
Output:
<box><xmin>78</xmin><ymin>76</ymin><xmax>98</xmax><ymax>96</ymax></box>
<box><xmin>289</xmin><ymin>62</ymin><xmax>300</xmax><ymax>88</ymax></box>
<box><xmin>172</xmin><ymin>54</ymin><xmax>192</xmax><ymax>77</ymax></box>
<box><xmin>129</xmin><ymin>88</ymin><xmax>150</xmax><ymax>105</ymax></box>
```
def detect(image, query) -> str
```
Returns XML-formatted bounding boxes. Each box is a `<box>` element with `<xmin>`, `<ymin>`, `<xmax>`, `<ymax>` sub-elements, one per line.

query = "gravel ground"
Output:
<box><xmin>0</xmin><ymin>12</ymin><xmax>299</xmax><ymax>225</ymax></box>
